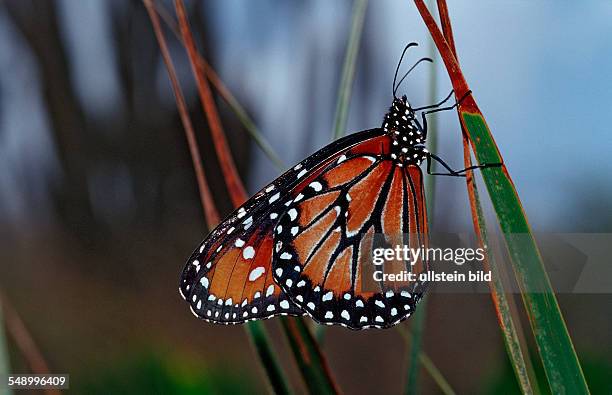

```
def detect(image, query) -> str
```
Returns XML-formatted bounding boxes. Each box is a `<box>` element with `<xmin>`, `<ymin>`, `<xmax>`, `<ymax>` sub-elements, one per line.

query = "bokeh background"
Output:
<box><xmin>1</xmin><ymin>0</ymin><xmax>611</xmax><ymax>394</ymax></box>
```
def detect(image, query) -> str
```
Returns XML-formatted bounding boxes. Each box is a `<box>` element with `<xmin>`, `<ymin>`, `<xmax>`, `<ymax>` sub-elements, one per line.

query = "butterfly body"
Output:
<box><xmin>180</xmin><ymin>94</ymin><xmax>432</xmax><ymax>329</ymax></box>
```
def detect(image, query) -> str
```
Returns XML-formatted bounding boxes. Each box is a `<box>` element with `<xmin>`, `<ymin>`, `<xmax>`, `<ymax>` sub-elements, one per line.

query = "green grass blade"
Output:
<box><xmin>398</xmin><ymin>327</ymin><xmax>456</xmax><ymax>395</ymax></box>
<box><xmin>405</xmin><ymin>27</ymin><xmax>437</xmax><ymax>395</ymax></box>
<box><xmin>468</xmin><ymin>167</ymin><xmax>540</xmax><ymax>394</ymax></box>
<box><xmin>280</xmin><ymin>318</ymin><xmax>339</xmax><ymax>394</ymax></box>
<box><xmin>404</xmin><ymin>300</ymin><xmax>427</xmax><ymax>395</ymax></box>
<box><xmin>461</xmin><ymin>113</ymin><xmax>589</xmax><ymax>394</ymax></box>
<box><xmin>413</xmin><ymin>2</ymin><xmax>589</xmax><ymax>391</ymax></box>
<box><xmin>245</xmin><ymin>321</ymin><xmax>292</xmax><ymax>395</ymax></box>
<box><xmin>332</xmin><ymin>0</ymin><xmax>368</xmax><ymax>140</ymax></box>
<box><xmin>218</xmin><ymin>87</ymin><xmax>285</xmax><ymax>170</ymax></box>
<box><xmin>0</xmin><ymin>304</ymin><xmax>13</xmax><ymax>395</ymax></box>
<box><xmin>418</xmin><ymin>353</ymin><xmax>456</xmax><ymax>395</ymax></box>
<box><xmin>149</xmin><ymin>1</ymin><xmax>284</xmax><ymax>170</ymax></box>
<box><xmin>431</xmin><ymin>1</ymin><xmax>539</xmax><ymax>392</ymax></box>
<box><xmin>316</xmin><ymin>0</ymin><xmax>369</xmax><ymax>345</ymax></box>
<box><xmin>146</xmin><ymin>3</ymin><xmax>293</xmax><ymax>392</ymax></box>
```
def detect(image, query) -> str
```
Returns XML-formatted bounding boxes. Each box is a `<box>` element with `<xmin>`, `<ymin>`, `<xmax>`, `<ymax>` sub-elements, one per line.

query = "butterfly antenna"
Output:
<box><xmin>393</xmin><ymin>57</ymin><xmax>433</xmax><ymax>97</ymax></box>
<box><xmin>393</xmin><ymin>42</ymin><xmax>419</xmax><ymax>98</ymax></box>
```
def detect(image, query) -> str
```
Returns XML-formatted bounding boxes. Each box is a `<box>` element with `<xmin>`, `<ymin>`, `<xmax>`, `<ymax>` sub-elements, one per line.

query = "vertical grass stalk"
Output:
<box><xmin>433</xmin><ymin>1</ymin><xmax>539</xmax><ymax>393</ymax></box>
<box><xmin>405</xmin><ymin>15</ymin><xmax>437</xmax><ymax>393</ymax></box>
<box><xmin>151</xmin><ymin>0</ymin><xmax>284</xmax><ymax>170</ymax></box>
<box><xmin>398</xmin><ymin>327</ymin><xmax>456</xmax><ymax>395</ymax></box>
<box><xmin>332</xmin><ymin>0</ymin><xmax>368</xmax><ymax>140</ymax></box>
<box><xmin>280</xmin><ymin>318</ymin><xmax>340</xmax><ymax>394</ymax></box>
<box><xmin>0</xmin><ymin>303</ymin><xmax>13</xmax><ymax>395</ymax></box>
<box><xmin>414</xmin><ymin>1</ymin><xmax>589</xmax><ymax>392</ymax></box>
<box><xmin>149</xmin><ymin>2</ymin><xmax>340</xmax><ymax>392</ymax></box>
<box><xmin>144</xmin><ymin>2</ymin><xmax>291</xmax><ymax>392</ymax></box>
<box><xmin>316</xmin><ymin>0</ymin><xmax>369</xmax><ymax>344</ymax></box>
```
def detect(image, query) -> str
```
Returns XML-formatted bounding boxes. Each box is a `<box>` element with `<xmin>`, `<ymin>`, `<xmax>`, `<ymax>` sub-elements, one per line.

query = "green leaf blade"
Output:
<box><xmin>461</xmin><ymin>112</ymin><xmax>590</xmax><ymax>394</ymax></box>
<box><xmin>332</xmin><ymin>0</ymin><xmax>368</xmax><ymax>140</ymax></box>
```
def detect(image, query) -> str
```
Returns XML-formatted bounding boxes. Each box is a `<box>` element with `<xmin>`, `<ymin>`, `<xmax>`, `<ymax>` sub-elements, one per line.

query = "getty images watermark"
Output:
<box><xmin>372</xmin><ymin>243</ymin><xmax>490</xmax><ymax>283</ymax></box>
<box><xmin>359</xmin><ymin>233</ymin><xmax>612</xmax><ymax>294</ymax></box>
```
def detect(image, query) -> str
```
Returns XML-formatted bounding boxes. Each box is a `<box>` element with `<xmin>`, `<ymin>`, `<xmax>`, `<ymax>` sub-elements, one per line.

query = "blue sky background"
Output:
<box><xmin>1</xmin><ymin>0</ymin><xmax>611</xmax><ymax>231</ymax></box>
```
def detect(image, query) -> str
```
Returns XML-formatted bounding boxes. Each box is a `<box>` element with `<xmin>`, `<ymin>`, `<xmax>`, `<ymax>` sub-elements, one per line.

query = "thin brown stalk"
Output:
<box><xmin>174</xmin><ymin>0</ymin><xmax>247</xmax><ymax>207</ymax></box>
<box><xmin>143</xmin><ymin>0</ymin><xmax>219</xmax><ymax>228</ymax></box>
<box><xmin>172</xmin><ymin>3</ymin><xmax>339</xmax><ymax>391</ymax></box>
<box><xmin>147</xmin><ymin>3</ymin><xmax>339</xmax><ymax>392</ymax></box>
<box><xmin>434</xmin><ymin>1</ymin><xmax>540</xmax><ymax>392</ymax></box>
<box><xmin>144</xmin><ymin>3</ymin><xmax>294</xmax><ymax>393</ymax></box>
<box><xmin>152</xmin><ymin>1</ymin><xmax>284</xmax><ymax>170</ymax></box>
<box><xmin>0</xmin><ymin>292</ymin><xmax>59</xmax><ymax>395</ymax></box>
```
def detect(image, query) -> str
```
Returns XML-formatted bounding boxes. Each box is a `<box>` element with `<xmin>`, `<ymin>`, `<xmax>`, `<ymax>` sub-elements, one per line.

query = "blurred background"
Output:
<box><xmin>1</xmin><ymin>0</ymin><xmax>611</xmax><ymax>393</ymax></box>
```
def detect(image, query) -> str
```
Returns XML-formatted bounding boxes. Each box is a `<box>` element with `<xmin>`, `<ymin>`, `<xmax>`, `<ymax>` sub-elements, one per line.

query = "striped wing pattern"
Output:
<box><xmin>179</xmin><ymin>129</ymin><xmax>387</xmax><ymax>324</ymax></box>
<box><xmin>271</xmin><ymin>151</ymin><xmax>429</xmax><ymax>329</ymax></box>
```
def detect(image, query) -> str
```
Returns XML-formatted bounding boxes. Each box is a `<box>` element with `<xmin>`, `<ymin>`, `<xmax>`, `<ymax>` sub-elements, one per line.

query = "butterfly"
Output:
<box><xmin>179</xmin><ymin>43</ymin><xmax>494</xmax><ymax>329</ymax></box>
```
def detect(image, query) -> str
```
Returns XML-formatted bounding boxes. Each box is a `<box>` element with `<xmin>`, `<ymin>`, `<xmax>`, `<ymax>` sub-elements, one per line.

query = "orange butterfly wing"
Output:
<box><xmin>179</xmin><ymin>129</ymin><xmax>387</xmax><ymax>324</ymax></box>
<box><xmin>272</xmin><ymin>152</ymin><xmax>429</xmax><ymax>329</ymax></box>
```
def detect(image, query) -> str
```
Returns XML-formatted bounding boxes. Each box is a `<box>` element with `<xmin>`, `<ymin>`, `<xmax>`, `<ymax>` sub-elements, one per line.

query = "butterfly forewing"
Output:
<box><xmin>180</xmin><ymin>129</ymin><xmax>386</xmax><ymax>324</ymax></box>
<box><xmin>272</xmin><ymin>150</ymin><xmax>429</xmax><ymax>329</ymax></box>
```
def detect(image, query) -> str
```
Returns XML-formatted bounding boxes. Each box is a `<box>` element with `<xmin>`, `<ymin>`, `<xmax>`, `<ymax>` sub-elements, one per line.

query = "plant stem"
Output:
<box><xmin>280</xmin><ymin>318</ymin><xmax>339</xmax><ymax>394</ymax></box>
<box><xmin>332</xmin><ymin>0</ymin><xmax>368</xmax><ymax>140</ymax></box>
<box><xmin>0</xmin><ymin>302</ymin><xmax>13</xmax><ymax>395</ymax></box>
<box><xmin>414</xmin><ymin>1</ymin><xmax>589</xmax><ymax>392</ymax></box>
<box><xmin>145</xmin><ymin>2</ymin><xmax>291</xmax><ymax>392</ymax></box>
<box><xmin>405</xmin><ymin>18</ymin><xmax>437</xmax><ymax>393</ymax></box>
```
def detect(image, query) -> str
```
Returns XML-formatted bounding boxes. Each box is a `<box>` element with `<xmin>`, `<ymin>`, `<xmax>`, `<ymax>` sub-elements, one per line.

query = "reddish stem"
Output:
<box><xmin>1</xmin><ymin>292</ymin><xmax>59</xmax><ymax>395</ymax></box>
<box><xmin>143</xmin><ymin>0</ymin><xmax>220</xmax><ymax>228</ymax></box>
<box><xmin>175</xmin><ymin>0</ymin><xmax>248</xmax><ymax>205</ymax></box>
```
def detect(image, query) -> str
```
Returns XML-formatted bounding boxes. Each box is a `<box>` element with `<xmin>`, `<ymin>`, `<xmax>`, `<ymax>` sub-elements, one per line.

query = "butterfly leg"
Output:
<box><xmin>418</xmin><ymin>90</ymin><xmax>473</xmax><ymax>134</ymax></box>
<box><xmin>412</xmin><ymin>89</ymin><xmax>455</xmax><ymax>112</ymax></box>
<box><xmin>427</xmin><ymin>153</ymin><xmax>502</xmax><ymax>177</ymax></box>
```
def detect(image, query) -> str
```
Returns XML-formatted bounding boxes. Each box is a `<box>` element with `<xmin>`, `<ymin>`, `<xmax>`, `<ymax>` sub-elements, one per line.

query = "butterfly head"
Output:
<box><xmin>384</xmin><ymin>95</ymin><xmax>427</xmax><ymax>164</ymax></box>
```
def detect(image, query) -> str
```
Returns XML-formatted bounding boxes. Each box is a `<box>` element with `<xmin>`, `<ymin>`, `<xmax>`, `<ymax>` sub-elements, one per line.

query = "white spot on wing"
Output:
<box><xmin>269</xmin><ymin>193</ymin><xmax>280</xmax><ymax>203</ymax></box>
<box><xmin>309</xmin><ymin>181</ymin><xmax>322</xmax><ymax>192</ymax></box>
<box><xmin>322</xmin><ymin>291</ymin><xmax>333</xmax><ymax>302</ymax></box>
<box><xmin>248</xmin><ymin>266</ymin><xmax>265</xmax><ymax>281</ymax></box>
<box><xmin>200</xmin><ymin>277</ymin><xmax>209</xmax><ymax>288</ymax></box>
<box><xmin>243</xmin><ymin>246</ymin><xmax>256</xmax><ymax>259</ymax></box>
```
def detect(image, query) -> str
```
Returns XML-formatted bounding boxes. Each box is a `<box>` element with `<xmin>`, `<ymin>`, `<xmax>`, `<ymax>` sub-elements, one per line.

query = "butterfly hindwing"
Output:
<box><xmin>272</xmin><ymin>151</ymin><xmax>430</xmax><ymax>329</ymax></box>
<box><xmin>179</xmin><ymin>128</ymin><xmax>386</xmax><ymax>324</ymax></box>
